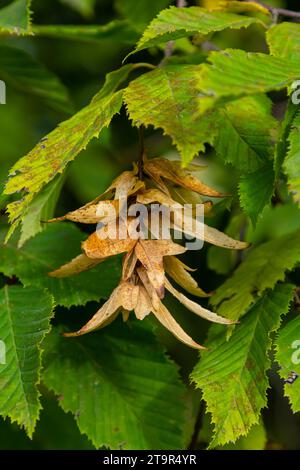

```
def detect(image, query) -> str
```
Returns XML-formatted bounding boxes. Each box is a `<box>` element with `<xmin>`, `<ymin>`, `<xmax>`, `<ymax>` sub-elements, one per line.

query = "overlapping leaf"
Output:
<box><xmin>267</xmin><ymin>23</ymin><xmax>300</xmax><ymax>60</ymax></box>
<box><xmin>239</xmin><ymin>163</ymin><xmax>275</xmax><ymax>226</ymax></box>
<box><xmin>199</xmin><ymin>50</ymin><xmax>300</xmax><ymax>114</ymax></box>
<box><xmin>275</xmin><ymin>315</ymin><xmax>300</xmax><ymax>413</ymax></box>
<box><xmin>0</xmin><ymin>285</ymin><xmax>54</xmax><ymax>437</ymax></box>
<box><xmin>214</xmin><ymin>95</ymin><xmax>277</xmax><ymax>224</ymax></box>
<box><xmin>192</xmin><ymin>284</ymin><xmax>294</xmax><ymax>447</ymax></box>
<box><xmin>0</xmin><ymin>0</ymin><xmax>32</xmax><ymax>35</ymax></box>
<box><xmin>214</xmin><ymin>95</ymin><xmax>277</xmax><ymax>173</ymax></box>
<box><xmin>211</xmin><ymin>230</ymin><xmax>300</xmax><ymax>321</ymax></box>
<box><xmin>18</xmin><ymin>175</ymin><xmax>65</xmax><ymax>246</ymax></box>
<box><xmin>124</xmin><ymin>65</ymin><xmax>218</xmax><ymax>164</ymax></box>
<box><xmin>4</xmin><ymin>64</ymin><xmax>135</xmax><ymax>240</ymax></box>
<box><xmin>129</xmin><ymin>6</ymin><xmax>266</xmax><ymax>55</ymax></box>
<box><xmin>283</xmin><ymin>110</ymin><xmax>300</xmax><ymax>206</ymax></box>
<box><xmin>43</xmin><ymin>321</ymin><xmax>187</xmax><ymax>449</ymax></box>
<box><xmin>274</xmin><ymin>101</ymin><xmax>299</xmax><ymax>177</ymax></box>
<box><xmin>0</xmin><ymin>224</ymin><xmax>121</xmax><ymax>307</ymax></box>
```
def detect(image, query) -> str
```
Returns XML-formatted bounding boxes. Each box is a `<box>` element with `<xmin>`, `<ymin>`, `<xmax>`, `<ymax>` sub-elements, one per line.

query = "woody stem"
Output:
<box><xmin>138</xmin><ymin>126</ymin><xmax>145</xmax><ymax>180</ymax></box>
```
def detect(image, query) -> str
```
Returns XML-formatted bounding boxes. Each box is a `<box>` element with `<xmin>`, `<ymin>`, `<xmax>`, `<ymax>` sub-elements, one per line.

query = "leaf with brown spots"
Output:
<box><xmin>4</xmin><ymin>64</ymin><xmax>136</xmax><ymax>241</ymax></box>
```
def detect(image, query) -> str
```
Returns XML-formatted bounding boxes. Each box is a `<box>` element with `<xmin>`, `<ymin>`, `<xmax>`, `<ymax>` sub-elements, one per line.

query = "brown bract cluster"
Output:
<box><xmin>49</xmin><ymin>157</ymin><xmax>248</xmax><ymax>349</ymax></box>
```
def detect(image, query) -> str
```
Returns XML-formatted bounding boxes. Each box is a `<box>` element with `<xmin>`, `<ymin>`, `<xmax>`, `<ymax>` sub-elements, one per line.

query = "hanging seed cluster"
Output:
<box><xmin>50</xmin><ymin>157</ymin><xmax>248</xmax><ymax>349</ymax></box>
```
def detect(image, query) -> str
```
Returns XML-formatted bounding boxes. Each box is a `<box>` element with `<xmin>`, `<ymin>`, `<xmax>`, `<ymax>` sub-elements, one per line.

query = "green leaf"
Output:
<box><xmin>124</xmin><ymin>65</ymin><xmax>218</xmax><ymax>164</ymax></box>
<box><xmin>283</xmin><ymin>110</ymin><xmax>300</xmax><ymax>206</ymax></box>
<box><xmin>0</xmin><ymin>45</ymin><xmax>72</xmax><ymax>114</ymax></box>
<box><xmin>267</xmin><ymin>22</ymin><xmax>300</xmax><ymax>60</ymax></box>
<box><xmin>212</xmin><ymin>94</ymin><xmax>277</xmax><ymax>224</ymax></box>
<box><xmin>218</xmin><ymin>422</ymin><xmax>267</xmax><ymax>450</ymax></box>
<box><xmin>43</xmin><ymin>321</ymin><xmax>187</xmax><ymax>450</ymax></box>
<box><xmin>199</xmin><ymin>50</ymin><xmax>300</xmax><ymax>114</ymax></box>
<box><xmin>4</xmin><ymin>64</ymin><xmax>135</xmax><ymax>241</ymax></box>
<box><xmin>0</xmin><ymin>0</ymin><xmax>32</xmax><ymax>35</ymax></box>
<box><xmin>267</xmin><ymin>35</ymin><xmax>300</xmax><ymax>183</ymax></box>
<box><xmin>274</xmin><ymin>101</ymin><xmax>299</xmax><ymax>177</ymax></box>
<box><xmin>211</xmin><ymin>230</ymin><xmax>300</xmax><ymax>321</ymax></box>
<box><xmin>214</xmin><ymin>95</ymin><xmax>277</xmax><ymax>173</ymax></box>
<box><xmin>247</xmin><ymin>203</ymin><xmax>300</xmax><ymax>244</ymax></box>
<box><xmin>60</xmin><ymin>0</ymin><xmax>96</xmax><ymax>19</ymax></box>
<box><xmin>18</xmin><ymin>174</ymin><xmax>65</xmax><ymax>246</ymax></box>
<box><xmin>275</xmin><ymin>315</ymin><xmax>300</xmax><ymax>413</ymax></box>
<box><xmin>0</xmin><ymin>285</ymin><xmax>54</xmax><ymax>437</ymax></box>
<box><xmin>191</xmin><ymin>284</ymin><xmax>294</xmax><ymax>447</ymax></box>
<box><xmin>116</xmin><ymin>0</ymin><xmax>171</xmax><ymax>29</ymax></box>
<box><xmin>33</xmin><ymin>21</ymin><xmax>140</xmax><ymax>44</ymax></box>
<box><xmin>238</xmin><ymin>163</ymin><xmax>275</xmax><ymax>226</ymax></box>
<box><xmin>129</xmin><ymin>6</ymin><xmax>265</xmax><ymax>56</ymax></box>
<box><xmin>0</xmin><ymin>223</ymin><xmax>121</xmax><ymax>307</ymax></box>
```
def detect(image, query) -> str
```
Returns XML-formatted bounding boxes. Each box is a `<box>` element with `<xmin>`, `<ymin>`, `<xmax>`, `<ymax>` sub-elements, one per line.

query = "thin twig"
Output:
<box><xmin>253</xmin><ymin>0</ymin><xmax>300</xmax><ymax>19</ymax></box>
<box><xmin>138</xmin><ymin>126</ymin><xmax>145</xmax><ymax>180</ymax></box>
